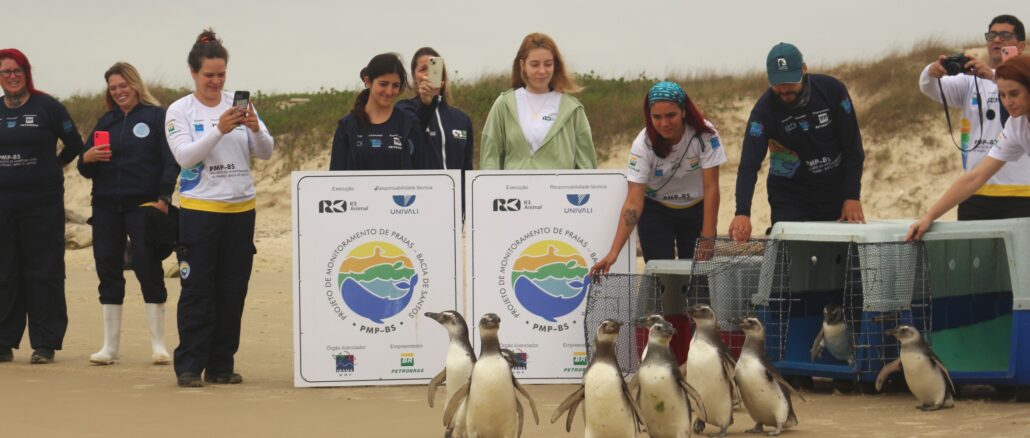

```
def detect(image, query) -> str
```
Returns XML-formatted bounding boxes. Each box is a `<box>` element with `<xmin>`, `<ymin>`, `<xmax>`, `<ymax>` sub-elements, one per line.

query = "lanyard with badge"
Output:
<box><xmin>650</xmin><ymin>133</ymin><xmax>703</xmax><ymax>194</ymax></box>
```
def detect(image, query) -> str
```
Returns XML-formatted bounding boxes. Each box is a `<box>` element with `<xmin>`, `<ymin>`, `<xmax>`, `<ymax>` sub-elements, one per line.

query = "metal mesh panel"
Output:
<box><xmin>844</xmin><ymin>241</ymin><xmax>932</xmax><ymax>374</ymax></box>
<box><xmin>584</xmin><ymin>274</ymin><xmax>661</xmax><ymax>373</ymax></box>
<box><xmin>687</xmin><ymin>238</ymin><xmax>792</xmax><ymax>359</ymax></box>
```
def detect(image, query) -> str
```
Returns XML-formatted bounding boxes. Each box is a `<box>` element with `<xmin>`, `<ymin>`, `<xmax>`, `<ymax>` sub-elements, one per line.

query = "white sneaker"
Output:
<box><xmin>90</xmin><ymin>304</ymin><xmax>122</xmax><ymax>365</ymax></box>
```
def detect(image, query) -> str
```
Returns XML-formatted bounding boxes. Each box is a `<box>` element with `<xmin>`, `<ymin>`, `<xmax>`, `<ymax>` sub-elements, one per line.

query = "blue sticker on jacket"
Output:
<box><xmin>709</xmin><ymin>136</ymin><xmax>721</xmax><ymax>149</ymax></box>
<box><xmin>194</xmin><ymin>123</ymin><xmax>204</xmax><ymax>132</ymax></box>
<box><xmin>62</xmin><ymin>120</ymin><xmax>74</xmax><ymax>133</ymax></box>
<box><xmin>800</xmin><ymin>121</ymin><xmax>810</xmax><ymax>131</ymax></box>
<box><xmin>749</xmin><ymin>121</ymin><xmax>764</xmax><ymax>137</ymax></box>
<box><xmin>841</xmin><ymin>98</ymin><xmax>853</xmax><ymax>114</ymax></box>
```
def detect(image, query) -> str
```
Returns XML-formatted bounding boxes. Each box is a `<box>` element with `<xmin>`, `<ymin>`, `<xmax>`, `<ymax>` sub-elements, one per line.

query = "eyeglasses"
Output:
<box><xmin>985</xmin><ymin>31</ymin><xmax>1018</xmax><ymax>42</ymax></box>
<box><xmin>0</xmin><ymin>68</ymin><xmax>25</xmax><ymax>78</ymax></box>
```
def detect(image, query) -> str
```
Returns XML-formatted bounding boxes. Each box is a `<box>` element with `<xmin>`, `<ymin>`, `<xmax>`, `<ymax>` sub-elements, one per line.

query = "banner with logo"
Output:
<box><xmin>292</xmin><ymin>170</ymin><xmax>462</xmax><ymax>387</ymax></box>
<box><xmin>466</xmin><ymin>170</ymin><xmax>633</xmax><ymax>383</ymax></box>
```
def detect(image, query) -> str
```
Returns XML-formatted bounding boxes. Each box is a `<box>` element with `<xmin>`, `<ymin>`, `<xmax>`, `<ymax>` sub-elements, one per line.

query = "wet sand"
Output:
<box><xmin>2</xmin><ymin>269</ymin><xmax>1027</xmax><ymax>438</ymax></box>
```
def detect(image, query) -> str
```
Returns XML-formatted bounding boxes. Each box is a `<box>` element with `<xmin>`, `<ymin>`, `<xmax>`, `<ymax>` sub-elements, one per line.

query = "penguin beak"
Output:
<box><xmin>424</xmin><ymin>312</ymin><xmax>444</xmax><ymax>322</ymax></box>
<box><xmin>885</xmin><ymin>327</ymin><xmax>899</xmax><ymax>337</ymax></box>
<box><xmin>729</xmin><ymin>317</ymin><xmax>743</xmax><ymax>326</ymax></box>
<box><xmin>634</xmin><ymin>316</ymin><xmax>649</xmax><ymax>328</ymax></box>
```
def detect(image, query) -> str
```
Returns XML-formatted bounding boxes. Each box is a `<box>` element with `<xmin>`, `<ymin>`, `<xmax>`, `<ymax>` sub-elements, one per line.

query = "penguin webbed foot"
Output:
<box><xmin>693</xmin><ymin>418</ymin><xmax>705</xmax><ymax>434</ymax></box>
<box><xmin>766</xmin><ymin>425</ymin><xmax>784</xmax><ymax>436</ymax></box>
<box><xmin>746</xmin><ymin>423</ymin><xmax>764</xmax><ymax>434</ymax></box>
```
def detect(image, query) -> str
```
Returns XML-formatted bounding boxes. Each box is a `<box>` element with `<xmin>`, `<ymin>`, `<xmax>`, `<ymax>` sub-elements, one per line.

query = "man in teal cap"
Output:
<box><xmin>729</xmin><ymin>42</ymin><xmax>866</xmax><ymax>241</ymax></box>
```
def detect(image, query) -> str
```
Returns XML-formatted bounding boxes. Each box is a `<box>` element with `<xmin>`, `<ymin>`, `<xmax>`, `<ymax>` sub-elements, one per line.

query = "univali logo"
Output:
<box><xmin>493</xmin><ymin>198</ymin><xmax>522</xmax><ymax>211</ymax></box>
<box><xmin>319</xmin><ymin>200</ymin><xmax>347</xmax><ymax>213</ymax></box>
<box><xmin>564</xmin><ymin>194</ymin><xmax>593</xmax><ymax>214</ymax></box>
<box><xmin>392</xmin><ymin>195</ymin><xmax>416</xmax><ymax>207</ymax></box>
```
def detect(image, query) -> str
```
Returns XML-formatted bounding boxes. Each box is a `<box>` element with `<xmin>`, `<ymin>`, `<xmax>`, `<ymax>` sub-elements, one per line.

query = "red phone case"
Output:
<box><xmin>94</xmin><ymin>131</ymin><xmax>110</xmax><ymax>150</ymax></box>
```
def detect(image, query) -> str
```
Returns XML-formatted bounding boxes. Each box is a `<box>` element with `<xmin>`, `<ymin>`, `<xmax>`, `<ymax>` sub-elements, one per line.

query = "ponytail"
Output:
<box><xmin>350</xmin><ymin>89</ymin><xmax>372</xmax><ymax>126</ymax></box>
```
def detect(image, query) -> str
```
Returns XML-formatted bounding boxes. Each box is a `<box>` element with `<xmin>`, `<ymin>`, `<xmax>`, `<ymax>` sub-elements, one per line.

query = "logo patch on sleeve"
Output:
<box><xmin>709</xmin><ymin>136</ymin><xmax>721</xmax><ymax>149</ymax></box>
<box><xmin>62</xmin><ymin>120</ymin><xmax>74</xmax><ymax>133</ymax></box>
<box><xmin>749</xmin><ymin>121</ymin><xmax>764</xmax><ymax>137</ymax></box>
<box><xmin>841</xmin><ymin>98</ymin><xmax>853</xmax><ymax>114</ymax></box>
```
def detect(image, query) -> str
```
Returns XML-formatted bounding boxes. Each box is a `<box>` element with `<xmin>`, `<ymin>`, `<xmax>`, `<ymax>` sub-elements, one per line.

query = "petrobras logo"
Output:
<box><xmin>319</xmin><ymin>200</ymin><xmax>348</xmax><ymax>213</ymax></box>
<box><xmin>563</xmin><ymin>194</ymin><xmax>593</xmax><ymax>214</ymax></box>
<box><xmin>391</xmin><ymin>352</ymin><xmax>424</xmax><ymax>374</ymax></box>
<box><xmin>573</xmin><ymin>351</ymin><xmax>588</xmax><ymax>366</ymax></box>
<box><xmin>389</xmin><ymin>194</ymin><xmax>419</xmax><ymax>215</ymax></box>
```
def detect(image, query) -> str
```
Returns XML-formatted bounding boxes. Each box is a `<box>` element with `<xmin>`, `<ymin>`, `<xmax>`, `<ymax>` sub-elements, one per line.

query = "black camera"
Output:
<box><xmin>940</xmin><ymin>54</ymin><xmax>973</xmax><ymax>76</ymax></box>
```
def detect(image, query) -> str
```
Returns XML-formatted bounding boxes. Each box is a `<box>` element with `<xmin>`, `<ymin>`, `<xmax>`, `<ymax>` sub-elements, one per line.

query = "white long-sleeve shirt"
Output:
<box><xmin>165</xmin><ymin>91</ymin><xmax>274</xmax><ymax>212</ymax></box>
<box><xmin>919</xmin><ymin>64</ymin><xmax>1030</xmax><ymax>196</ymax></box>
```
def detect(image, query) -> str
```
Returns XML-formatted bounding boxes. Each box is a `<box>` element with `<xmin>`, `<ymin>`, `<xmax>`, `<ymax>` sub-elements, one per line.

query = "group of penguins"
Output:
<box><xmin>423</xmin><ymin>302</ymin><xmax>956</xmax><ymax>438</ymax></box>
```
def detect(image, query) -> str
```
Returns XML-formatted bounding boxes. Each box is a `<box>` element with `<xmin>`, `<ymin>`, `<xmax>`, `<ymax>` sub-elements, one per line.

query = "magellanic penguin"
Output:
<box><xmin>444</xmin><ymin>313</ymin><xmax>540</xmax><ymax>438</ymax></box>
<box><xmin>685</xmin><ymin>303</ymin><xmax>736</xmax><ymax>438</ymax></box>
<box><xmin>734</xmin><ymin>316</ymin><xmax>803</xmax><ymax>436</ymax></box>
<box><xmin>636</xmin><ymin>319</ymin><xmax>704</xmax><ymax>438</ymax></box>
<box><xmin>551</xmin><ymin>319</ymin><xmax>642</xmax><ymax>437</ymax></box>
<box><xmin>425</xmin><ymin>311</ymin><xmax>476</xmax><ymax>438</ymax></box>
<box><xmin>810</xmin><ymin>304</ymin><xmax>853</xmax><ymax>364</ymax></box>
<box><xmin>876</xmin><ymin>325</ymin><xmax>956</xmax><ymax>411</ymax></box>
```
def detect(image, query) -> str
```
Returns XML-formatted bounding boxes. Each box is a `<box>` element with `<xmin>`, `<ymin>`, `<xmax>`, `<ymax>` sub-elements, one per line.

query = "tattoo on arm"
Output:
<box><xmin>622</xmin><ymin>209</ymin><xmax>639</xmax><ymax>227</ymax></box>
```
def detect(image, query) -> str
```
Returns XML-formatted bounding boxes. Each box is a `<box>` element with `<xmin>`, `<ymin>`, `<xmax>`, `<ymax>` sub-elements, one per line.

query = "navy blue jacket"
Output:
<box><xmin>329</xmin><ymin>109</ymin><xmax>431</xmax><ymax>171</ymax></box>
<box><xmin>0</xmin><ymin>93</ymin><xmax>83</xmax><ymax>207</ymax></box>
<box><xmin>396</xmin><ymin>96</ymin><xmax>474</xmax><ymax>171</ymax></box>
<box><xmin>734</xmin><ymin>74</ymin><xmax>864</xmax><ymax>218</ymax></box>
<box><xmin>77</xmin><ymin>104</ymin><xmax>179</xmax><ymax>209</ymax></box>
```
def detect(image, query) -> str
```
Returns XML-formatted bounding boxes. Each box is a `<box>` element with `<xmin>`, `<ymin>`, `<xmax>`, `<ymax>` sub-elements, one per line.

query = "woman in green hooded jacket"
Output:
<box><xmin>479</xmin><ymin>32</ymin><xmax>597</xmax><ymax>170</ymax></box>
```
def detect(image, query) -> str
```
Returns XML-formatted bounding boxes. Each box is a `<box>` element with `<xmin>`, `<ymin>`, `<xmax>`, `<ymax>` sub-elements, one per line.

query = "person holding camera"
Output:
<box><xmin>78</xmin><ymin>62</ymin><xmax>178</xmax><ymax>366</ymax></box>
<box><xmin>396</xmin><ymin>47</ymin><xmax>473</xmax><ymax>173</ymax></box>
<box><xmin>729</xmin><ymin>43</ymin><xmax>865</xmax><ymax>242</ymax></box>
<box><xmin>165</xmin><ymin>30</ymin><xmax>274</xmax><ymax>387</ymax></box>
<box><xmin>919</xmin><ymin>15</ymin><xmax>1030</xmax><ymax>220</ymax></box>
<box><xmin>909</xmin><ymin>55</ymin><xmax>1030</xmax><ymax>240</ymax></box>
<box><xmin>0</xmin><ymin>49</ymin><xmax>83</xmax><ymax>364</ymax></box>
<box><xmin>479</xmin><ymin>32</ymin><xmax>596</xmax><ymax>170</ymax></box>
<box><xmin>329</xmin><ymin>53</ymin><xmax>428</xmax><ymax>171</ymax></box>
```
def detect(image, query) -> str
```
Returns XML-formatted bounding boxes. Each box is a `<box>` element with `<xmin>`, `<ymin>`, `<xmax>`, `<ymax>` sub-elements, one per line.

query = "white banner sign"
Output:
<box><xmin>292</xmin><ymin>170</ymin><xmax>462</xmax><ymax>387</ymax></box>
<box><xmin>466</xmin><ymin>170</ymin><xmax>634</xmax><ymax>383</ymax></box>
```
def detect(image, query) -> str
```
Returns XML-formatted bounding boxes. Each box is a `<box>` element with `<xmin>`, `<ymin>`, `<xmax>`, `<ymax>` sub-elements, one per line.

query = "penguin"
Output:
<box><xmin>685</xmin><ymin>303</ymin><xmax>736</xmax><ymax>438</ymax></box>
<box><xmin>444</xmin><ymin>313</ymin><xmax>540</xmax><ymax>438</ymax></box>
<box><xmin>810</xmin><ymin>304</ymin><xmax>853</xmax><ymax>364</ymax></box>
<box><xmin>635</xmin><ymin>318</ymin><xmax>704</xmax><ymax>438</ymax></box>
<box><xmin>551</xmin><ymin>319</ymin><xmax>643</xmax><ymax>437</ymax></box>
<box><xmin>425</xmin><ymin>311</ymin><xmax>476</xmax><ymax>438</ymax></box>
<box><xmin>875</xmin><ymin>325</ymin><xmax>955</xmax><ymax>411</ymax></box>
<box><xmin>733</xmin><ymin>316</ymin><xmax>803</xmax><ymax>436</ymax></box>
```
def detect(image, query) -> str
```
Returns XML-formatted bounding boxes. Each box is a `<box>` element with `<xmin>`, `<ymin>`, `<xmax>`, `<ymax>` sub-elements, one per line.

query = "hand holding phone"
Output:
<box><xmin>427</xmin><ymin>57</ymin><xmax>444</xmax><ymax>89</ymax></box>
<box><xmin>85</xmin><ymin>131</ymin><xmax>112</xmax><ymax>163</ymax></box>
<box><xmin>1001</xmin><ymin>46</ymin><xmax>1020</xmax><ymax>63</ymax></box>
<box><xmin>233</xmin><ymin>90</ymin><xmax>250</xmax><ymax>111</ymax></box>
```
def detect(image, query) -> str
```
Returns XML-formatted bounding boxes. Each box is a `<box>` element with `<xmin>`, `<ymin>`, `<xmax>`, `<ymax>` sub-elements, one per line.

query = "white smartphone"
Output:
<box><xmin>427</xmin><ymin>57</ymin><xmax>444</xmax><ymax>88</ymax></box>
<box><xmin>1001</xmin><ymin>46</ymin><xmax>1019</xmax><ymax>63</ymax></box>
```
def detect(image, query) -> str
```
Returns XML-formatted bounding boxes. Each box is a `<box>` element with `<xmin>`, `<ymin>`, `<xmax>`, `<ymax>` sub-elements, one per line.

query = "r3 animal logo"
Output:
<box><xmin>493</xmin><ymin>198</ymin><xmax>522</xmax><ymax>211</ymax></box>
<box><xmin>338</xmin><ymin>242</ymin><xmax>418</xmax><ymax>324</ymax></box>
<box><xmin>319</xmin><ymin>200</ymin><xmax>347</xmax><ymax>213</ymax></box>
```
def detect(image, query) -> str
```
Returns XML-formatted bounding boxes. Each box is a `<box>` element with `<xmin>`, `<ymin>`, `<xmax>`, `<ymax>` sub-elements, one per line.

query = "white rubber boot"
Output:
<box><xmin>146</xmin><ymin>303</ymin><xmax>171</xmax><ymax>365</ymax></box>
<box><xmin>90</xmin><ymin>304</ymin><xmax>122</xmax><ymax>365</ymax></box>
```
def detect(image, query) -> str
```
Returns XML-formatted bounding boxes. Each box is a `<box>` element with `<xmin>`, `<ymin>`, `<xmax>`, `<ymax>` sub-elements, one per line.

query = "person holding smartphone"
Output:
<box><xmin>77</xmin><ymin>62</ymin><xmax>179</xmax><ymax>366</ymax></box>
<box><xmin>918</xmin><ymin>14</ymin><xmax>1030</xmax><ymax>220</ymax></box>
<box><xmin>479</xmin><ymin>32</ymin><xmax>596</xmax><ymax>170</ymax></box>
<box><xmin>165</xmin><ymin>30</ymin><xmax>274</xmax><ymax>387</ymax></box>
<box><xmin>909</xmin><ymin>56</ymin><xmax>1030</xmax><ymax>240</ymax></box>
<box><xmin>590</xmin><ymin>81</ymin><xmax>725</xmax><ymax>275</ymax></box>
<box><xmin>329</xmin><ymin>53</ymin><xmax>428</xmax><ymax>170</ymax></box>
<box><xmin>0</xmin><ymin>49</ymin><xmax>84</xmax><ymax>364</ymax></box>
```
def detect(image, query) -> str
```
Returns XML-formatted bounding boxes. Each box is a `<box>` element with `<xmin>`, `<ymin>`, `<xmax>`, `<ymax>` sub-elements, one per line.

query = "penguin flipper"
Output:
<box><xmin>442</xmin><ymin>380</ymin><xmax>471</xmax><ymax>427</ymax></box>
<box><xmin>512</xmin><ymin>377</ymin><xmax>540</xmax><ymax>425</ymax></box>
<box><xmin>550</xmin><ymin>386</ymin><xmax>584</xmax><ymax>426</ymax></box>
<box><xmin>928</xmin><ymin>351</ymin><xmax>957</xmax><ymax>398</ymax></box>
<box><xmin>678</xmin><ymin>378</ymin><xmax>707</xmax><ymax>420</ymax></box>
<box><xmin>620</xmin><ymin>375</ymin><xmax>644</xmax><ymax>431</ymax></box>
<box><xmin>766</xmin><ymin>367</ymin><xmax>805</xmax><ymax>402</ymax></box>
<box><xmin>515</xmin><ymin>397</ymin><xmax>525</xmax><ymax>438</ymax></box>
<box><xmin>875</xmin><ymin>359</ymin><xmax>902</xmax><ymax>392</ymax></box>
<box><xmin>427</xmin><ymin>369</ymin><xmax>446</xmax><ymax>408</ymax></box>
<box><xmin>810</xmin><ymin>329</ymin><xmax>825</xmax><ymax>362</ymax></box>
<box><xmin>565</xmin><ymin>396</ymin><xmax>584</xmax><ymax>432</ymax></box>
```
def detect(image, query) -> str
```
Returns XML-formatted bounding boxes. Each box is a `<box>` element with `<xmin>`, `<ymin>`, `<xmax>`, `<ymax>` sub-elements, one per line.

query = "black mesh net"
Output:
<box><xmin>583</xmin><ymin>273</ymin><xmax>661</xmax><ymax>374</ymax></box>
<box><xmin>686</xmin><ymin>238</ymin><xmax>792</xmax><ymax>359</ymax></box>
<box><xmin>844</xmin><ymin>241</ymin><xmax>932</xmax><ymax>374</ymax></box>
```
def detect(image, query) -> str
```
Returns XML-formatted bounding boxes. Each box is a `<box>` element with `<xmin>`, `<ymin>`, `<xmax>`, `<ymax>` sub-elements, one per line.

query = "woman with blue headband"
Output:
<box><xmin>590</xmin><ymin>81</ymin><xmax>726</xmax><ymax>275</ymax></box>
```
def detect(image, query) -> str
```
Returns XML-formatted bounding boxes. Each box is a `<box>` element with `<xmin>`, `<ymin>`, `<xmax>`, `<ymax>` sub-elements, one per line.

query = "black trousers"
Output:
<box><xmin>91</xmin><ymin>204</ymin><xmax>167</xmax><ymax>305</ymax></box>
<box><xmin>173</xmin><ymin>208</ymin><xmax>256</xmax><ymax>376</ymax></box>
<box><xmin>0</xmin><ymin>199</ymin><xmax>67</xmax><ymax>350</ymax></box>
<box><xmin>958</xmin><ymin>195</ymin><xmax>1030</xmax><ymax>220</ymax></box>
<box><xmin>638</xmin><ymin>198</ymin><xmax>704</xmax><ymax>261</ymax></box>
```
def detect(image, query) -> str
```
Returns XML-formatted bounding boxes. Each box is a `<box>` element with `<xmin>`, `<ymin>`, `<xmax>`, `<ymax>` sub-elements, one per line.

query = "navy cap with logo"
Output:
<box><xmin>766</xmin><ymin>42</ymin><xmax>804</xmax><ymax>85</ymax></box>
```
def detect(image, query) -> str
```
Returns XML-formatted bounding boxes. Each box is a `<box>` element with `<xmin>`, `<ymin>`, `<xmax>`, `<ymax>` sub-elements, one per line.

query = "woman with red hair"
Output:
<box><xmin>909</xmin><ymin>55</ymin><xmax>1030</xmax><ymax>240</ymax></box>
<box><xmin>0</xmin><ymin>49</ymin><xmax>84</xmax><ymax>364</ymax></box>
<box><xmin>590</xmin><ymin>81</ymin><xmax>726</xmax><ymax>275</ymax></box>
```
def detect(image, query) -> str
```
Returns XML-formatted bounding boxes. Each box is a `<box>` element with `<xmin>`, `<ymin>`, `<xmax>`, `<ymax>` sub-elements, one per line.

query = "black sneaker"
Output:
<box><xmin>30</xmin><ymin>348</ymin><xmax>54</xmax><ymax>364</ymax></box>
<box><xmin>0</xmin><ymin>347</ymin><xmax>12</xmax><ymax>362</ymax></box>
<box><xmin>177</xmin><ymin>372</ymin><xmax>203</xmax><ymax>388</ymax></box>
<box><xmin>204</xmin><ymin>372</ymin><xmax>243</xmax><ymax>384</ymax></box>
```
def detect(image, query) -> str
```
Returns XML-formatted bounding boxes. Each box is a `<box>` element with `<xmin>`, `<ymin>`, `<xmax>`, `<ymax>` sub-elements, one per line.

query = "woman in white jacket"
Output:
<box><xmin>164</xmin><ymin>29</ymin><xmax>274</xmax><ymax>387</ymax></box>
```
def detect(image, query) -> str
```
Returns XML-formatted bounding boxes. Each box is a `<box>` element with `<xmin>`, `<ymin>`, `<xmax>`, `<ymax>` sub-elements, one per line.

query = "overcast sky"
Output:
<box><xmin>6</xmin><ymin>1</ymin><xmax>1016</xmax><ymax>97</ymax></box>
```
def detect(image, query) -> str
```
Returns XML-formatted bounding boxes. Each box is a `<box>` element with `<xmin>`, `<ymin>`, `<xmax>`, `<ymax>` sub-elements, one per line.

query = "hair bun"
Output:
<box><xmin>196</xmin><ymin>29</ymin><xmax>219</xmax><ymax>45</ymax></box>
